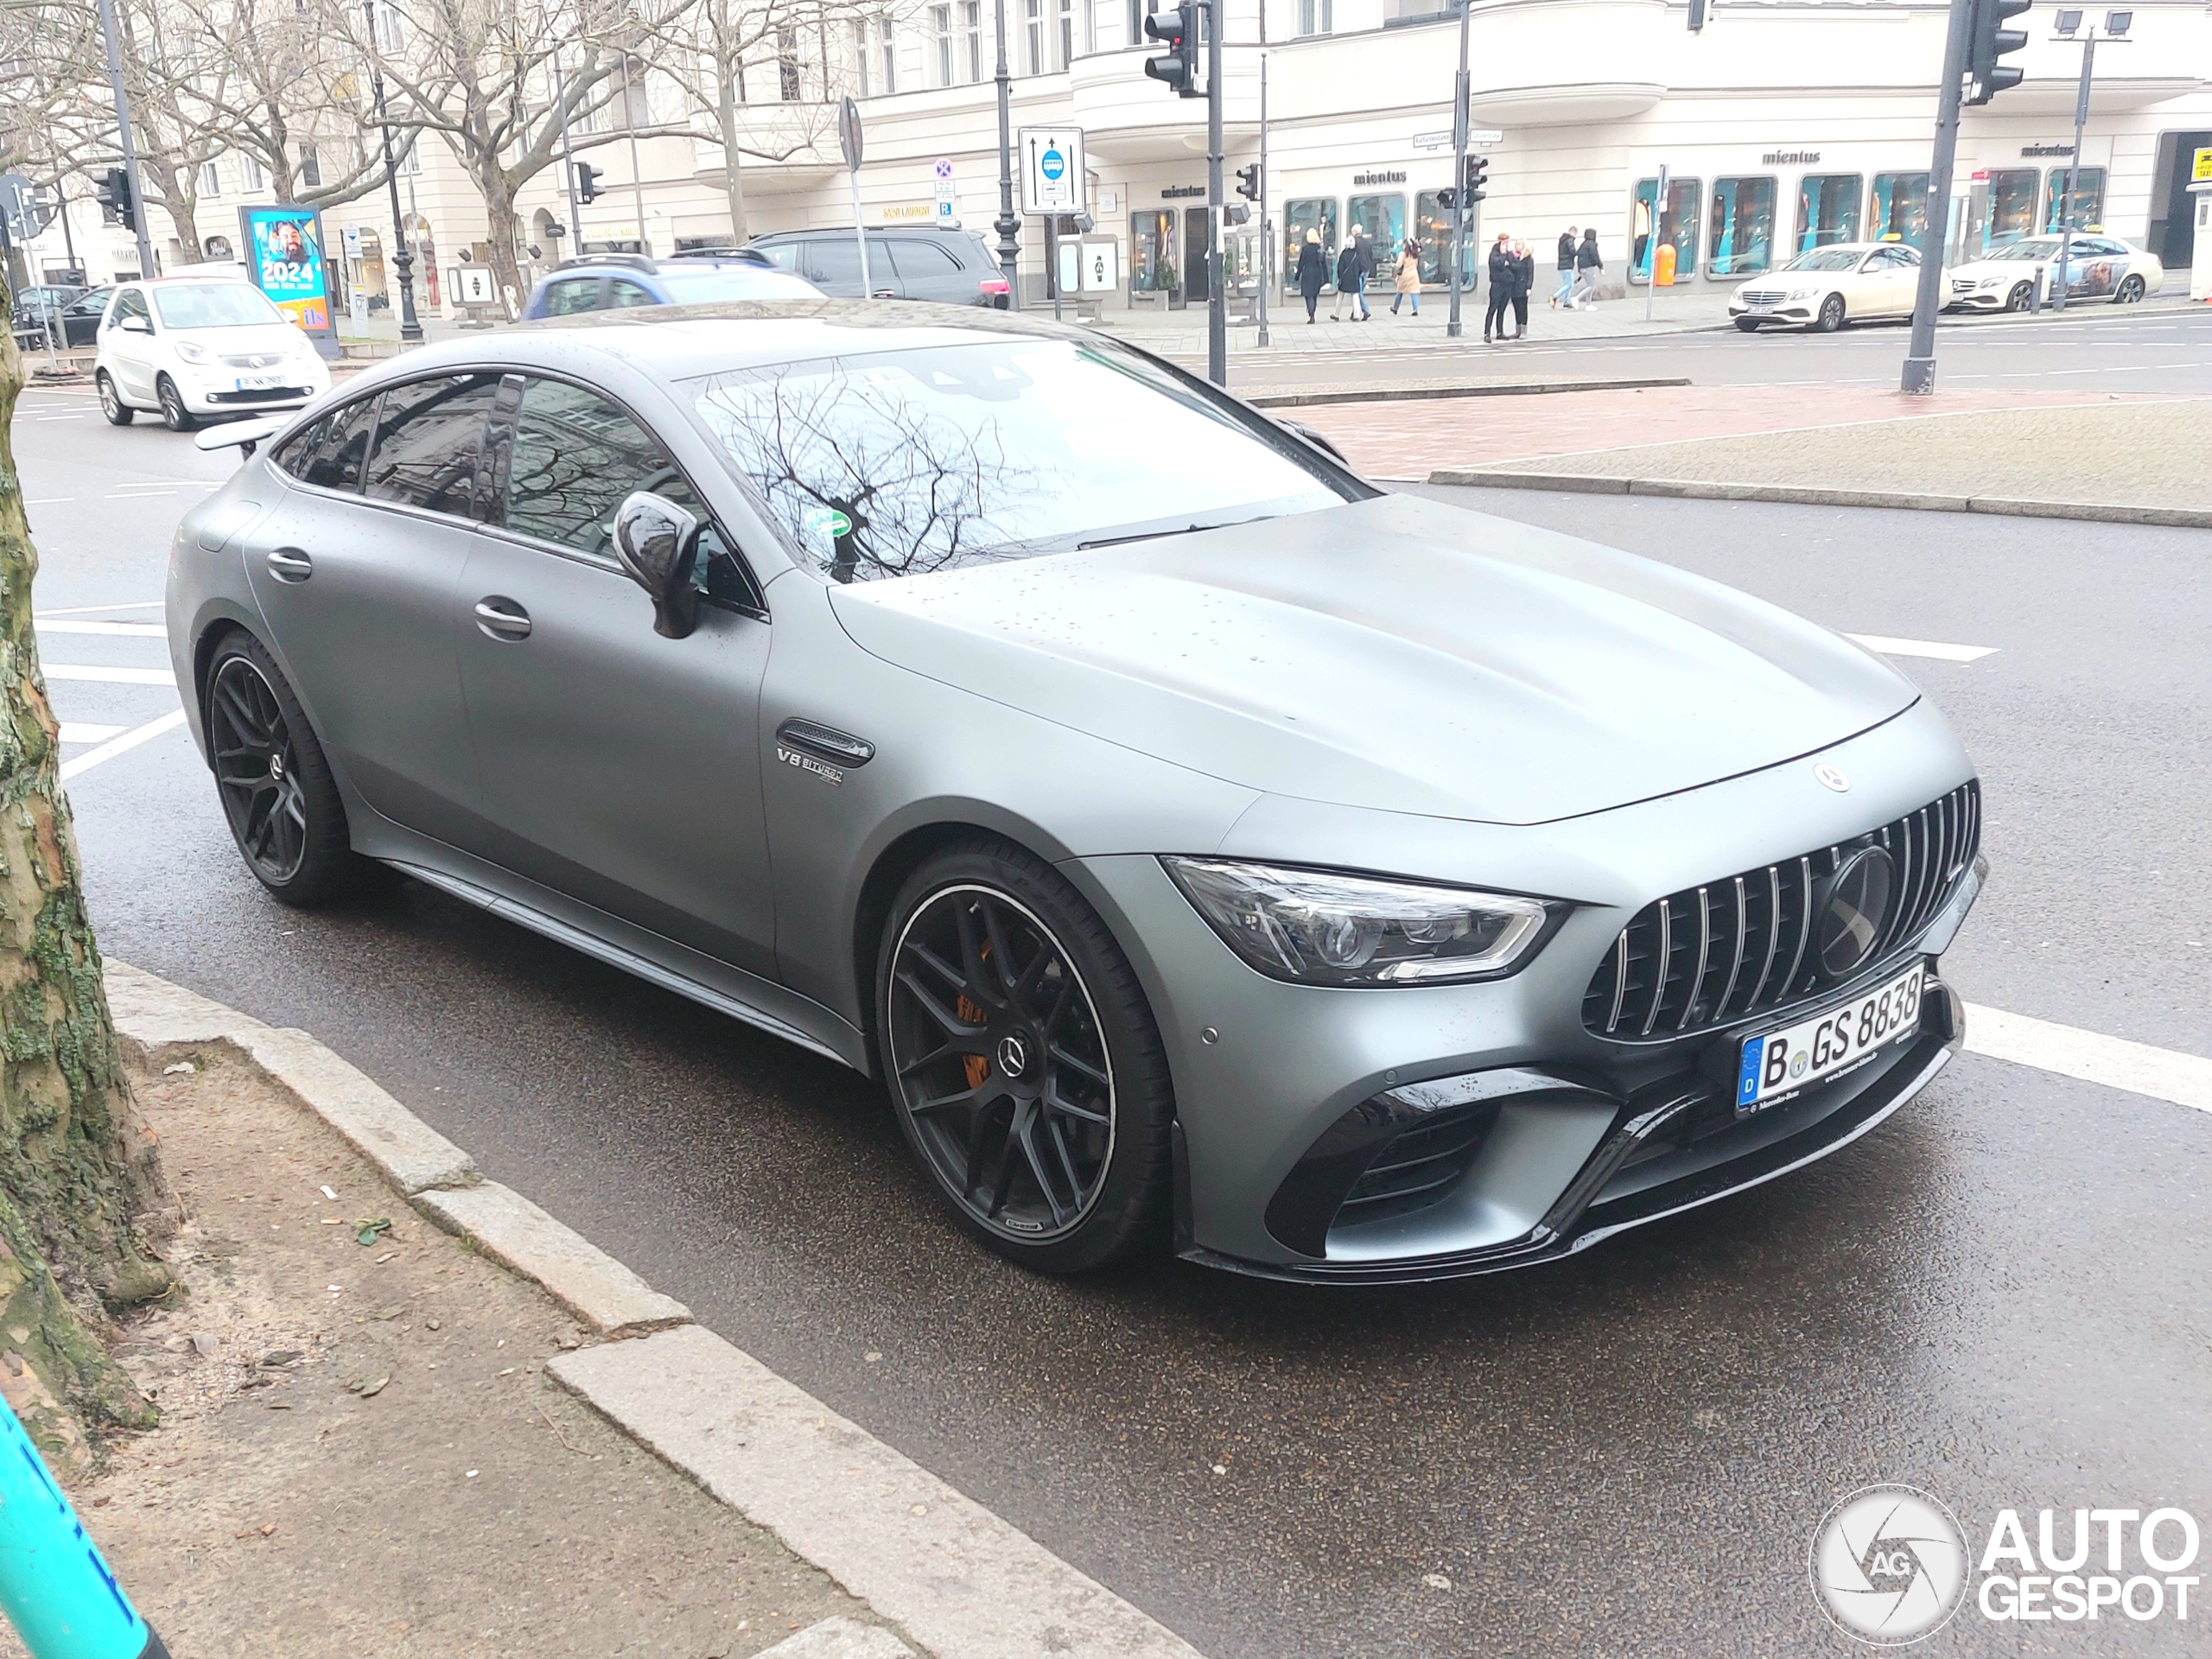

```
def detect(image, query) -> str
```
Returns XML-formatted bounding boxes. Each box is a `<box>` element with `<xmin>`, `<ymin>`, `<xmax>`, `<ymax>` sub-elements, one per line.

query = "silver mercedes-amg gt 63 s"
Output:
<box><xmin>168</xmin><ymin>301</ymin><xmax>1984</xmax><ymax>1283</ymax></box>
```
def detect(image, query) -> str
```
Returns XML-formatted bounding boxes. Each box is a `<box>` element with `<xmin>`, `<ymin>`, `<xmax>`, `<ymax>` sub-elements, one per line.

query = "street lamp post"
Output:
<box><xmin>92</xmin><ymin>0</ymin><xmax>156</xmax><ymax>279</ymax></box>
<box><xmin>363</xmin><ymin>0</ymin><xmax>423</xmax><ymax>343</ymax></box>
<box><xmin>1446</xmin><ymin>0</ymin><xmax>1471</xmax><ymax>338</ymax></box>
<box><xmin>2049</xmin><ymin>11</ymin><xmax>2130</xmax><ymax>312</ymax></box>
<box><xmin>992</xmin><ymin>0</ymin><xmax>1020</xmax><ymax>307</ymax></box>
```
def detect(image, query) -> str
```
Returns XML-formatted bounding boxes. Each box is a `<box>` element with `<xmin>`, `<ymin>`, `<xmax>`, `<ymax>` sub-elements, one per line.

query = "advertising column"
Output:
<box><xmin>240</xmin><ymin>205</ymin><xmax>340</xmax><ymax>358</ymax></box>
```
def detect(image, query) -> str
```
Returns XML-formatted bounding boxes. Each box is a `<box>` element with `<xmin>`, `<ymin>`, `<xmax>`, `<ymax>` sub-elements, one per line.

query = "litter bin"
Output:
<box><xmin>1654</xmin><ymin>240</ymin><xmax>1679</xmax><ymax>287</ymax></box>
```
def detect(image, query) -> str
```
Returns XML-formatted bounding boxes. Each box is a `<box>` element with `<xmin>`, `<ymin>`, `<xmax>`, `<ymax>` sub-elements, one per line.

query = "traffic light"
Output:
<box><xmin>1143</xmin><ymin>6</ymin><xmax>1200</xmax><ymax>98</ymax></box>
<box><xmin>95</xmin><ymin>166</ymin><xmax>137</xmax><ymax>232</ymax></box>
<box><xmin>1966</xmin><ymin>0</ymin><xmax>2032</xmax><ymax>105</ymax></box>
<box><xmin>574</xmin><ymin>161</ymin><xmax>603</xmax><ymax>203</ymax></box>
<box><xmin>1234</xmin><ymin>162</ymin><xmax>1261</xmax><ymax>202</ymax></box>
<box><xmin>1463</xmin><ymin>154</ymin><xmax>1490</xmax><ymax>204</ymax></box>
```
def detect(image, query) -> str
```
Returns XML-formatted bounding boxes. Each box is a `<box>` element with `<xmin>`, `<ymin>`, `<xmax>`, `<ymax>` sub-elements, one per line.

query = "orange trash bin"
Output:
<box><xmin>1654</xmin><ymin>240</ymin><xmax>1679</xmax><ymax>287</ymax></box>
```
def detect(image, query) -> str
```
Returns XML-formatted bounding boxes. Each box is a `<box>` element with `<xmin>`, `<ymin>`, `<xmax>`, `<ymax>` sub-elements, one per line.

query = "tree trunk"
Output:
<box><xmin>0</xmin><ymin>283</ymin><xmax>173</xmax><ymax>1470</ymax></box>
<box><xmin>716</xmin><ymin>71</ymin><xmax>749</xmax><ymax>242</ymax></box>
<box><xmin>481</xmin><ymin>169</ymin><xmax>525</xmax><ymax>317</ymax></box>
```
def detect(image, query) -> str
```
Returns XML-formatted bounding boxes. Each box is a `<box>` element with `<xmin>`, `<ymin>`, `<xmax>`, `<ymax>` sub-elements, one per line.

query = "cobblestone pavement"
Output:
<box><xmin>1294</xmin><ymin>381</ymin><xmax>2190</xmax><ymax>480</ymax></box>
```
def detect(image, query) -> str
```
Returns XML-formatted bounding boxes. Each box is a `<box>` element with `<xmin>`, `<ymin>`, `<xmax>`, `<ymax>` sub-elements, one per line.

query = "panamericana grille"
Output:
<box><xmin>1582</xmin><ymin>780</ymin><xmax>1980</xmax><ymax>1042</ymax></box>
<box><xmin>1738</xmin><ymin>289</ymin><xmax>1785</xmax><ymax>306</ymax></box>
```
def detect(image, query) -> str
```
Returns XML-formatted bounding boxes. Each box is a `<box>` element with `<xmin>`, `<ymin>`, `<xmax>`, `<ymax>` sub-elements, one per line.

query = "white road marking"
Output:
<box><xmin>57</xmin><ymin>709</ymin><xmax>189</xmax><ymax>782</ymax></box>
<box><xmin>1845</xmin><ymin>633</ymin><xmax>1999</xmax><ymax>663</ymax></box>
<box><xmin>37</xmin><ymin>620</ymin><xmax>167</xmax><ymax>638</ymax></box>
<box><xmin>43</xmin><ymin>664</ymin><xmax>178</xmax><ymax>686</ymax></box>
<box><xmin>1966</xmin><ymin>1004</ymin><xmax>2212</xmax><ymax>1117</ymax></box>
<box><xmin>105</xmin><ymin>488</ymin><xmax>178</xmax><ymax>498</ymax></box>
<box><xmin>24</xmin><ymin>498</ymin><xmax>72</xmax><ymax>505</ymax></box>
<box><xmin>36</xmin><ymin>601</ymin><xmax>166</xmax><ymax>616</ymax></box>
<box><xmin>59</xmin><ymin>722</ymin><xmax>128</xmax><ymax>745</ymax></box>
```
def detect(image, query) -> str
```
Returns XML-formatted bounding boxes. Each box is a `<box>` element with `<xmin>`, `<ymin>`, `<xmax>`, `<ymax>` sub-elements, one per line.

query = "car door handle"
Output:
<box><xmin>474</xmin><ymin>596</ymin><xmax>532</xmax><ymax>640</ymax></box>
<box><xmin>265</xmin><ymin>547</ymin><xmax>313</xmax><ymax>582</ymax></box>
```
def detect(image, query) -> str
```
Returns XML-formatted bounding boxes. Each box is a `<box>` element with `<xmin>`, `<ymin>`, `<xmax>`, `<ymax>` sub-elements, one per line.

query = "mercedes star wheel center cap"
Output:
<box><xmin>1815</xmin><ymin>846</ymin><xmax>1895</xmax><ymax>979</ymax></box>
<box><xmin>997</xmin><ymin>1033</ymin><xmax>1031</xmax><ymax>1078</ymax></box>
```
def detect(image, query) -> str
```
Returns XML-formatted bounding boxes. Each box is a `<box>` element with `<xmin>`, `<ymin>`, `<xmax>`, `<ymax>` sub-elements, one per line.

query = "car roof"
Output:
<box><xmin>346</xmin><ymin>299</ymin><xmax>1085</xmax><ymax>387</ymax></box>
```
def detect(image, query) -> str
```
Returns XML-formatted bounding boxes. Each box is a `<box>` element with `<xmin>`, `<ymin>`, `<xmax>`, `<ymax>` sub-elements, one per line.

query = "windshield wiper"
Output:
<box><xmin>1078</xmin><ymin>514</ymin><xmax>1276</xmax><ymax>551</ymax></box>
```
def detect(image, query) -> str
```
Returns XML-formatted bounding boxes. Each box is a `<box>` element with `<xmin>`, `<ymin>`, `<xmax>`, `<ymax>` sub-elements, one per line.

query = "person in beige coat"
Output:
<box><xmin>1389</xmin><ymin>238</ymin><xmax>1422</xmax><ymax>316</ymax></box>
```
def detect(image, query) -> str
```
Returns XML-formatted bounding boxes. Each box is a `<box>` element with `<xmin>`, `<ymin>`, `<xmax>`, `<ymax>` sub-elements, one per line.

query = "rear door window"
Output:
<box><xmin>362</xmin><ymin>374</ymin><xmax>502</xmax><ymax>518</ymax></box>
<box><xmin>608</xmin><ymin>277</ymin><xmax>660</xmax><ymax>308</ymax></box>
<box><xmin>540</xmin><ymin>276</ymin><xmax>604</xmax><ymax>315</ymax></box>
<box><xmin>800</xmin><ymin>238</ymin><xmax>862</xmax><ymax>295</ymax></box>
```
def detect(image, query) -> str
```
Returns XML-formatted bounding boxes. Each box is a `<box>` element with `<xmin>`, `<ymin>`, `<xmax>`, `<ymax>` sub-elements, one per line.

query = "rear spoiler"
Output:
<box><xmin>193</xmin><ymin>415</ymin><xmax>289</xmax><ymax>458</ymax></box>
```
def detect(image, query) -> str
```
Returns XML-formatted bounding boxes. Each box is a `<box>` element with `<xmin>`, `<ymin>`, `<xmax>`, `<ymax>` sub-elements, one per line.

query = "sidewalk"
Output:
<box><xmin>24</xmin><ymin>1037</ymin><xmax>887</xmax><ymax>1658</ymax></box>
<box><xmin>1090</xmin><ymin>286</ymin><xmax>1733</xmax><ymax>354</ymax></box>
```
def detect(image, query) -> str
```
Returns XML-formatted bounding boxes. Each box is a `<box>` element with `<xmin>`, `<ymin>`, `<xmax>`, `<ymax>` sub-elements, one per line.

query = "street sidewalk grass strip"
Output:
<box><xmin>415</xmin><ymin>1183</ymin><xmax>692</xmax><ymax>1338</ymax></box>
<box><xmin>758</xmin><ymin>1618</ymin><xmax>919</xmax><ymax>1658</ymax></box>
<box><xmin>550</xmin><ymin>1325</ymin><xmax>1206</xmax><ymax>1659</ymax></box>
<box><xmin>1964</xmin><ymin>1004</ymin><xmax>2212</xmax><ymax>1117</ymax></box>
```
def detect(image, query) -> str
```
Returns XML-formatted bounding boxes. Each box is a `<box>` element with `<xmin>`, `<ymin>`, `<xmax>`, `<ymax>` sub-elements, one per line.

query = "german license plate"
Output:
<box><xmin>235</xmin><ymin>373</ymin><xmax>282</xmax><ymax>390</ymax></box>
<box><xmin>1736</xmin><ymin>963</ymin><xmax>1923</xmax><ymax>1114</ymax></box>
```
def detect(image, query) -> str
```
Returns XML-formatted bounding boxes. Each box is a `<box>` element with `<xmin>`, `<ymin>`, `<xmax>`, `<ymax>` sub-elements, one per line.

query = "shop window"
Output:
<box><xmin>1282</xmin><ymin>197</ymin><xmax>1338</xmax><ymax>286</ymax></box>
<box><xmin>1347</xmin><ymin>194</ymin><xmax>1407</xmax><ymax>264</ymax></box>
<box><xmin>1630</xmin><ymin>175</ymin><xmax>1700</xmax><ymax>283</ymax></box>
<box><xmin>1414</xmin><ymin>191</ymin><xmax>1471</xmax><ymax>284</ymax></box>
<box><xmin>1707</xmin><ymin>176</ymin><xmax>1776</xmax><ymax>276</ymax></box>
<box><xmin>1129</xmin><ymin>208</ymin><xmax>1179</xmax><ymax>294</ymax></box>
<box><xmin>1870</xmin><ymin>171</ymin><xmax>1929</xmax><ymax>248</ymax></box>
<box><xmin>1984</xmin><ymin>168</ymin><xmax>2038</xmax><ymax>247</ymax></box>
<box><xmin>2045</xmin><ymin>166</ymin><xmax>2105</xmax><ymax>232</ymax></box>
<box><xmin>1794</xmin><ymin>174</ymin><xmax>1861</xmax><ymax>252</ymax></box>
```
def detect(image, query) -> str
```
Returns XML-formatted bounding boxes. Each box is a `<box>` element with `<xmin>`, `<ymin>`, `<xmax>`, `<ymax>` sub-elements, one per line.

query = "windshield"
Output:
<box><xmin>152</xmin><ymin>283</ymin><xmax>285</xmax><ymax>329</ymax></box>
<box><xmin>689</xmin><ymin>338</ymin><xmax>1351</xmax><ymax>582</ymax></box>
<box><xmin>1991</xmin><ymin>239</ymin><xmax>2060</xmax><ymax>261</ymax></box>
<box><xmin>653</xmin><ymin>267</ymin><xmax>823</xmax><ymax>303</ymax></box>
<box><xmin>1780</xmin><ymin>248</ymin><xmax>1866</xmax><ymax>273</ymax></box>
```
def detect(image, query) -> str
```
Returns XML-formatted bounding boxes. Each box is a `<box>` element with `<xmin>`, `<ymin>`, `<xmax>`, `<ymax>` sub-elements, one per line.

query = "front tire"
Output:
<box><xmin>2005</xmin><ymin>283</ymin><xmax>2034</xmax><ymax>312</ymax></box>
<box><xmin>157</xmin><ymin>375</ymin><xmax>196</xmax><ymax>432</ymax></box>
<box><xmin>1813</xmin><ymin>293</ymin><xmax>1847</xmax><ymax>333</ymax></box>
<box><xmin>875</xmin><ymin>838</ymin><xmax>1173</xmax><ymax>1274</ymax></box>
<box><xmin>97</xmin><ymin>372</ymin><xmax>134</xmax><ymax>425</ymax></box>
<box><xmin>203</xmin><ymin>632</ymin><xmax>372</xmax><ymax>906</ymax></box>
<box><xmin>1733</xmin><ymin>317</ymin><xmax>1761</xmax><ymax>332</ymax></box>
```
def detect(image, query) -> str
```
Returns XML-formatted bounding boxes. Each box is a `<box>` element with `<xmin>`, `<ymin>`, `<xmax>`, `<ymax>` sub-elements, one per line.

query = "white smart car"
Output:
<box><xmin>1729</xmin><ymin>241</ymin><xmax>1946</xmax><ymax>334</ymax></box>
<box><xmin>1944</xmin><ymin>234</ymin><xmax>2164</xmax><ymax>312</ymax></box>
<box><xmin>95</xmin><ymin>276</ymin><xmax>332</xmax><ymax>432</ymax></box>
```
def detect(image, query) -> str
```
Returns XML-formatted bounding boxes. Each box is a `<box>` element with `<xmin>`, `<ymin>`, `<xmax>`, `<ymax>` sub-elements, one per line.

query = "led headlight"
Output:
<box><xmin>174</xmin><ymin>341</ymin><xmax>210</xmax><ymax>364</ymax></box>
<box><xmin>1788</xmin><ymin>286</ymin><xmax>1818</xmax><ymax>302</ymax></box>
<box><xmin>1162</xmin><ymin>858</ymin><xmax>1559</xmax><ymax>987</ymax></box>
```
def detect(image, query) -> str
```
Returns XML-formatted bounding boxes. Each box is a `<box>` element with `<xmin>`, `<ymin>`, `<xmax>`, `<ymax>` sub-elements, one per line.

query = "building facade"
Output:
<box><xmin>22</xmin><ymin>0</ymin><xmax>2209</xmax><ymax>317</ymax></box>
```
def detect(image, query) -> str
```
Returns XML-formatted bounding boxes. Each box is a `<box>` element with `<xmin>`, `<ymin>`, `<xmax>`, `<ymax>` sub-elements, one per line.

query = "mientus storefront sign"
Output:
<box><xmin>1809</xmin><ymin>1485</ymin><xmax>2201</xmax><ymax>1644</ymax></box>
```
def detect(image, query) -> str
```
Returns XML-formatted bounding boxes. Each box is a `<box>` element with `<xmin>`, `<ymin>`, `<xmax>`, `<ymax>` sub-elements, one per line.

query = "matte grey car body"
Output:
<box><xmin>167</xmin><ymin>300</ymin><xmax>1983</xmax><ymax>1283</ymax></box>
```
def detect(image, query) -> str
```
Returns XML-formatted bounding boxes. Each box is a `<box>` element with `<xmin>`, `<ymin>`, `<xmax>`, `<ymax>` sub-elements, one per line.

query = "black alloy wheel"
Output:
<box><xmin>2005</xmin><ymin>282</ymin><xmax>2034</xmax><ymax>312</ymax></box>
<box><xmin>157</xmin><ymin>375</ymin><xmax>196</xmax><ymax>432</ymax></box>
<box><xmin>2116</xmin><ymin>274</ymin><xmax>2145</xmax><ymax>303</ymax></box>
<box><xmin>1815</xmin><ymin>293</ymin><xmax>1847</xmax><ymax>333</ymax></box>
<box><xmin>877</xmin><ymin>841</ymin><xmax>1173</xmax><ymax>1273</ymax></box>
<box><xmin>97</xmin><ymin>372</ymin><xmax>133</xmax><ymax>425</ymax></box>
<box><xmin>204</xmin><ymin>634</ymin><xmax>367</xmax><ymax>905</ymax></box>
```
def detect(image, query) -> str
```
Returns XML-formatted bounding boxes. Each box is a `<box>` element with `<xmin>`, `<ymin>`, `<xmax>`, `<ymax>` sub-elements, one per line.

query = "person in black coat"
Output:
<box><xmin>1510</xmin><ymin>238</ymin><xmax>1536</xmax><ymax>338</ymax></box>
<box><xmin>1483</xmin><ymin>234</ymin><xmax>1515</xmax><ymax>342</ymax></box>
<box><xmin>1552</xmin><ymin>226</ymin><xmax>1578</xmax><ymax>307</ymax></box>
<box><xmin>1295</xmin><ymin>230</ymin><xmax>1327</xmax><ymax>323</ymax></box>
<box><xmin>1331</xmin><ymin>230</ymin><xmax>1370</xmax><ymax>321</ymax></box>
<box><xmin>1571</xmin><ymin>229</ymin><xmax>1603</xmax><ymax>308</ymax></box>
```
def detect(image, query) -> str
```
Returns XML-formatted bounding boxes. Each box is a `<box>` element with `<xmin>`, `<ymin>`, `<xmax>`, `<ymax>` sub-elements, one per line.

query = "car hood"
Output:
<box><xmin>827</xmin><ymin>493</ymin><xmax>1919</xmax><ymax>825</ymax></box>
<box><xmin>173</xmin><ymin>323</ymin><xmax>315</xmax><ymax>359</ymax></box>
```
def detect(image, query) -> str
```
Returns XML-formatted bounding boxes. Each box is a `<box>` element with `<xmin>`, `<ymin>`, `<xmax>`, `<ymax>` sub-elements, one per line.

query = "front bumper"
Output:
<box><xmin>1065</xmin><ymin>702</ymin><xmax>1982</xmax><ymax>1283</ymax></box>
<box><xmin>178</xmin><ymin>370</ymin><xmax>327</xmax><ymax>413</ymax></box>
<box><xmin>1729</xmin><ymin>302</ymin><xmax>1815</xmax><ymax>325</ymax></box>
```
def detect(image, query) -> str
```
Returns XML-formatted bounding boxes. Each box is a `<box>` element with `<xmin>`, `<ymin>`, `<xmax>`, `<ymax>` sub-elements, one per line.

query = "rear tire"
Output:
<box><xmin>202</xmin><ymin>632</ymin><xmax>374</xmax><ymax>906</ymax></box>
<box><xmin>1814</xmin><ymin>293</ymin><xmax>1847</xmax><ymax>333</ymax></box>
<box><xmin>2115</xmin><ymin>274</ymin><xmax>2145</xmax><ymax>303</ymax></box>
<box><xmin>97</xmin><ymin>372</ymin><xmax>134</xmax><ymax>425</ymax></box>
<box><xmin>157</xmin><ymin>375</ymin><xmax>196</xmax><ymax>432</ymax></box>
<box><xmin>874</xmin><ymin>836</ymin><xmax>1174</xmax><ymax>1274</ymax></box>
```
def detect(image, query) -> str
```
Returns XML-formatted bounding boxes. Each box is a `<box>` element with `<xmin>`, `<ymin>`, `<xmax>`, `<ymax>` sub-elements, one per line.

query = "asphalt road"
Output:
<box><xmin>16</xmin><ymin>380</ymin><xmax>2211</xmax><ymax>1657</ymax></box>
<box><xmin>1201</xmin><ymin>298</ymin><xmax>2212</xmax><ymax>397</ymax></box>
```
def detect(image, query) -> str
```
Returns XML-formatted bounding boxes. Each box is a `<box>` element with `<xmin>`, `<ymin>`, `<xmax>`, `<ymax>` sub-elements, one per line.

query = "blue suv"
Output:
<box><xmin>523</xmin><ymin>251</ymin><xmax>820</xmax><ymax>319</ymax></box>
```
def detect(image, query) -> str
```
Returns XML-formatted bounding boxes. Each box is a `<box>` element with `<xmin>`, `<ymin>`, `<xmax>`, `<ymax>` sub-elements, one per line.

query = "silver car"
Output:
<box><xmin>168</xmin><ymin>302</ymin><xmax>1984</xmax><ymax>1283</ymax></box>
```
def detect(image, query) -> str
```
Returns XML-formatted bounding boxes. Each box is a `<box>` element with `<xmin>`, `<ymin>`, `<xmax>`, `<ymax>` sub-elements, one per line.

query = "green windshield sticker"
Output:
<box><xmin>803</xmin><ymin>505</ymin><xmax>854</xmax><ymax>539</ymax></box>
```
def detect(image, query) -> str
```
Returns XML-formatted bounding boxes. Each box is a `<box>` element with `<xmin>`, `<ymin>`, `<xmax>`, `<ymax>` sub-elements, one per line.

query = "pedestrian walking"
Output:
<box><xmin>1571</xmin><ymin>227</ymin><xmax>1603</xmax><ymax>308</ymax></box>
<box><xmin>1296</xmin><ymin>229</ymin><xmax>1327</xmax><ymax>323</ymax></box>
<box><xmin>1390</xmin><ymin>238</ymin><xmax>1422</xmax><ymax>315</ymax></box>
<box><xmin>1551</xmin><ymin>226</ymin><xmax>1578</xmax><ymax>307</ymax></box>
<box><xmin>1483</xmin><ymin>232</ymin><xmax>1514</xmax><ymax>342</ymax></box>
<box><xmin>1332</xmin><ymin>227</ymin><xmax>1370</xmax><ymax>321</ymax></box>
<box><xmin>1510</xmin><ymin>238</ymin><xmax>1535</xmax><ymax>338</ymax></box>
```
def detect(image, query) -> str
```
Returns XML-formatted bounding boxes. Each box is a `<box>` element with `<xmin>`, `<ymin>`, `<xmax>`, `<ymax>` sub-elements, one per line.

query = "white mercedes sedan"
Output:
<box><xmin>1729</xmin><ymin>242</ymin><xmax>1945</xmax><ymax>334</ymax></box>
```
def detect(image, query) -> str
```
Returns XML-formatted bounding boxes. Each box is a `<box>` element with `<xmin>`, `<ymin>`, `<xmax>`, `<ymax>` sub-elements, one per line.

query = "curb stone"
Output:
<box><xmin>100</xmin><ymin>958</ymin><xmax>1205</xmax><ymax>1659</ymax></box>
<box><xmin>1426</xmin><ymin>470</ymin><xmax>2212</xmax><ymax>528</ymax></box>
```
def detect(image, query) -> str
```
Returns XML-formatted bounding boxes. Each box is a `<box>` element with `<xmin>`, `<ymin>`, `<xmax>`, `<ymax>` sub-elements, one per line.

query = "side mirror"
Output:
<box><xmin>612</xmin><ymin>490</ymin><xmax>702</xmax><ymax>639</ymax></box>
<box><xmin>122</xmin><ymin>315</ymin><xmax>154</xmax><ymax>334</ymax></box>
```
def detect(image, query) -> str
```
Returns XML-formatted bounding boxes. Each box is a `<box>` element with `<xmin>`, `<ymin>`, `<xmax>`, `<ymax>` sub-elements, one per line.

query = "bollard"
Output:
<box><xmin>0</xmin><ymin>1392</ymin><xmax>169</xmax><ymax>1659</ymax></box>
